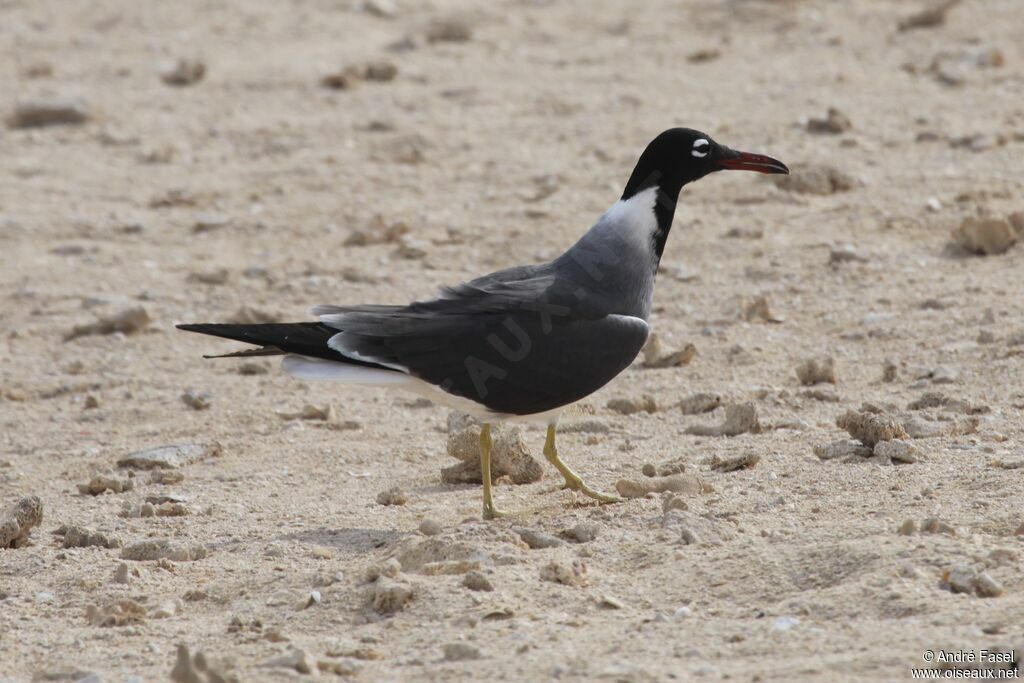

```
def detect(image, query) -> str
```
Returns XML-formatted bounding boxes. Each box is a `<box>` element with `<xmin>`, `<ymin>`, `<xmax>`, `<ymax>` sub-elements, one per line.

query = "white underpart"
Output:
<box><xmin>281</xmin><ymin>354</ymin><xmax>565</xmax><ymax>425</ymax></box>
<box><xmin>598</xmin><ymin>185</ymin><xmax>660</xmax><ymax>254</ymax></box>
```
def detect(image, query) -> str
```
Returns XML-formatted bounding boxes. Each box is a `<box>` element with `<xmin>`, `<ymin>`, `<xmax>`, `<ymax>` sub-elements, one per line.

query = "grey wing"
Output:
<box><xmin>311</xmin><ymin>266</ymin><xmax>649</xmax><ymax>415</ymax></box>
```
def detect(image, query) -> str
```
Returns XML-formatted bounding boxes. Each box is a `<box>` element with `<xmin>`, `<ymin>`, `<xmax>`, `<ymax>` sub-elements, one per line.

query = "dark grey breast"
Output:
<box><xmin>317</xmin><ymin>262</ymin><xmax>650</xmax><ymax>416</ymax></box>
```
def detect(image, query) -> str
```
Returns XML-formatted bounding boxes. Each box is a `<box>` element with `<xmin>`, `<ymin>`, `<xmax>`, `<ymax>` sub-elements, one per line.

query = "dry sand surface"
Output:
<box><xmin>2</xmin><ymin>0</ymin><xmax>1024</xmax><ymax>680</ymax></box>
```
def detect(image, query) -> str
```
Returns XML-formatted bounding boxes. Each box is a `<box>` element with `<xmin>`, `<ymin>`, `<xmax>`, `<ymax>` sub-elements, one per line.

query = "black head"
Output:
<box><xmin>621</xmin><ymin>128</ymin><xmax>789</xmax><ymax>257</ymax></box>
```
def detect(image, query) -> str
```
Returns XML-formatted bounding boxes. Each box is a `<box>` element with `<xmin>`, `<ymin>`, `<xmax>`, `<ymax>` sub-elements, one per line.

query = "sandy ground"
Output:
<box><xmin>2</xmin><ymin>0</ymin><xmax>1024</xmax><ymax>680</ymax></box>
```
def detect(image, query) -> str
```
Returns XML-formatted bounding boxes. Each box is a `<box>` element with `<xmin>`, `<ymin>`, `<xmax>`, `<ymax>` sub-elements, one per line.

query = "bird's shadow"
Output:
<box><xmin>279</xmin><ymin>527</ymin><xmax>405</xmax><ymax>556</ymax></box>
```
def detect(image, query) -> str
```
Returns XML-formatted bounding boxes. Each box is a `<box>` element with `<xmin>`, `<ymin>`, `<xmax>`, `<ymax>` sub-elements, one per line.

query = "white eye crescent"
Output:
<box><xmin>691</xmin><ymin>138</ymin><xmax>710</xmax><ymax>158</ymax></box>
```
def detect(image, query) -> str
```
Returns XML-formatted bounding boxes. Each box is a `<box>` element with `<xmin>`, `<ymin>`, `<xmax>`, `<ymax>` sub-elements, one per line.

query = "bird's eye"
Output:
<box><xmin>691</xmin><ymin>139</ymin><xmax>710</xmax><ymax>158</ymax></box>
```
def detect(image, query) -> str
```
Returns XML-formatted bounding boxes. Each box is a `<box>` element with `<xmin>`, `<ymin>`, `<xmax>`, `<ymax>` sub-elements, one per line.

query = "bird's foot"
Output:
<box><xmin>561</xmin><ymin>475</ymin><xmax>621</xmax><ymax>504</ymax></box>
<box><xmin>482</xmin><ymin>504</ymin><xmax>510</xmax><ymax>520</ymax></box>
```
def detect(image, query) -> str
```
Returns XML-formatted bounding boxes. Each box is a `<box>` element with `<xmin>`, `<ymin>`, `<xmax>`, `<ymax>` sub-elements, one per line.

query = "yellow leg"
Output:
<box><xmin>480</xmin><ymin>424</ymin><xmax>508</xmax><ymax>519</ymax></box>
<box><xmin>543</xmin><ymin>424</ymin><xmax>620</xmax><ymax>504</ymax></box>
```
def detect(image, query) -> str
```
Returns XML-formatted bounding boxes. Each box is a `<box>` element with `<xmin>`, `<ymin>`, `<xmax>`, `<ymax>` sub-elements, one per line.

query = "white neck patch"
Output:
<box><xmin>600</xmin><ymin>186</ymin><xmax>660</xmax><ymax>253</ymax></box>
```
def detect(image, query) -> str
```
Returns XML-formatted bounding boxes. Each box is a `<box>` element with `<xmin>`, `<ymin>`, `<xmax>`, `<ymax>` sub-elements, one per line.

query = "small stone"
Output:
<box><xmin>539</xmin><ymin>559</ymin><xmax>588</xmax><ymax>586</ymax></box>
<box><xmin>443</xmin><ymin>643</ymin><xmax>481</xmax><ymax>661</ymax></box>
<box><xmin>363</xmin><ymin>61</ymin><xmax>398</xmax><ymax>82</ymax></box>
<box><xmin>61</xmin><ymin>525</ymin><xmax>121</xmax><ymax>549</ymax></box>
<box><xmin>318</xmin><ymin>658</ymin><xmax>362</xmax><ymax>677</ymax></box>
<box><xmin>118</xmin><ymin>442</ymin><xmax>221</xmax><ymax>469</ymax></box>
<box><xmin>563</xmin><ymin>522</ymin><xmax>600</xmax><ymax>543</ymax></box>
<box><xmin>882</xmin><ymin>359</ymin><xmax>899</xmax><ymax>383</ymax></box>
<box><xmin>151</xmin><ymin>598</ymin><xmax>182</xmax><ymax>619</ymax></box>
<box><xmin>973</xmin><ymin>572</ymin><xmax>1004</xmax><ymax>598</ymax></box>
<box><xmin>85</xmin><ymin>599</ymin><xmax>146</xmax><ymax>627</ymax></box>
<box><xmin>344</xmin><ymin>215</ymin><xmax>410</xmax><ymax>246</ymax></box>
<box><xmin>155</xmin><ymin>502</ymin><xmax>190</xmax><ymax>517</ymax></box>
<box><xmin>180</xmin><ymin>390</ymin><xmax>211</xmax><ymax>410</ymax></box>
<box><xmin>376</xmin><ymin>486</ymin><xmax>408</xmax><ymax>506</ymax></box>
<box><xmin>642</xmin><ymin>333</ymin><xmax>696</xmax><ymax>368</ymax></box>
<box><xmin>238</xmin><ymin>362</ymin><xmax>268</xmax><ymax>375</ymax></box>
<box><xmin>186</xmin><ymin>269</ymin><xmax>229</xmax><ymax>285</ymax></box>
<box><xmin>426</xmin><ymin>18</ymin><xmax>472</xmax><ymax>43</ymax></box>
<box><xmin>20</xmin><ymin>61</ymin><xmax>53</xmax><ymax>78</ymax></box>
<box><xmin>394</xmin><ymin>238</ymin><xmax>428</xmax><ymax>260</ymax></box>
<box><xmin>606</xmin><ymin>395</ymin><xmax>657</xmax><ymax>415</ymax></box>
<box><xmin>678</xmin><ymin>392</ymin><xmax>721</xmax><ymax>415</ymax></box>
<box><xmin>370</xmin><ymin>577</ymin><xmax>414</xmax><ymax>613</ymax></box>
<box><xmin>944</xmin><ymin>565</ymin><xmax>976</xmax><ymax>595</ymax></box>
<box><xmin>774</xmin><ymin>164</ymin><xmax>857</xmax><ymax>195</ymax></box>
<box><xmin>160</xmin><ymin>58</ymin><xmax>206</xmax><ymax>86</ymax></box>
<box><xmin>899</xmin><ymin>0</ymin><xmax>960</xmax><ymax>31</ymax></box>
<box><xmin>874</xmin><ymin>439</ymin><xmax>920</xmax><ymax>464</ymax></box>
<box><xmin>363</xmin><ymin>0</ymin><xmax>397</xmax><ymax>17</ymax></box>
<box><xmin>150</xmin><ymin>470</ymin><xmax>184</xmax><ymax>485</ymax></box>
<box><xmin>662</xmin><ymin>494</ymin><xmax>689</xmax><ymax>514</ymax></box>
<box><xmin>801</xmin><ymin>387</ymin><xmax>840</xmax><ymax>403</ymax></box>
<box><xmin>462</xmin><ymin>571</ymin><xmax>493</xmax><ymax>592</ymax></box>
<box><xmin>588</xmin><ymin>596</ymin><xmax>622</xmax><ymax>614</ymax></box>
<box><xmin>77</xmin><ymin>474</ymin><xmax>134</xmax><ymax>495</ymax></box>
<box><xmin>930</xmin><ymin>366</ymin><xmax>958</xmax><ymax>385</ymax></box>
<box><xmin>952</xmin><ymin>217</ymin><xmax>1018</xmax><ymax>255</ymax></box>
<box><xmin>418</xmin><ymin>519</ymin><xmax>442</xmax><ymax>536</ymax></box>
<box><xmin>807</xmin><ymin>107</ymin><xmax>852</xmax><ymax>134</ymax></box>
<box><xmin>1</xmin><ymin>496</ymin><xmax>43</xmax><ymax>548</ymax></box>
<box><xmin>615</xmin><ymin>473</ymin><xmax>705</xmax><ymax>499</ymax></box>
<box><xmin>679</xmin><ymin>528</ymin><xmax>700</xmax><ymax>545</ymax></box>
<box><xmin>297</xmin><ymin>591</ymin><xmax>322</xmax><ymax>610</ymax></box>
<box><xmin>709</xmin><ymin>452</ymin><xmax>760</xmax><ymax>472</ymax></box>
<box><xmin>898</xmin><ymin>519</ymin><xmax>917</xmax><ymax>535</ymax></box>
<box><xmin>685</xmin><ymin>403</ymin><xmax>760</xmax><ymax>437</ymax></box>
<box><xmin>278</xmin><ymin>404</ymin><xmax>333</xmax><ymax>421</ymax></box>
<box><xmin>263</xmin><ymin>648</ymin><xmax>316</xmax><ymax>675</ymax></box>
<box><xmin>120</xmin><ymin>539</ymin><xmax>209</xmax><ymax>562</ymax></box>
<box><xmin>307</xmin><ymin>545</ymin><xmax>333</xmax><ymax>562</ymax></box>
<box><xmin>686</xmin><ymin>48</ymin><xmax>721</xmax><ymax>63</ymax></box>
<box><xmin>1010</xmin><ymin>211</ymin><xmax>1024</xmax><ymax>237</ymax></box>
<box><xmin>641</xmin><ymin>463</ymin><xmax>657</xmax><ymax>477</ymax></box>
<box><xmin>921</xmin><ymin>517</ymin><xmax>956</xmax><ymax>536</ymax></box>
<box><xmin>321</xmin><ymin>66</ymin><xmax>360</xmax><ymax>90</ymax></box>
<box><xmin>559</xmin><ymin>418</ymin><xmax>611</xmax><ymax>434</ymax></box>
<box><xmin>741</xmin><ymin>295</ymin><xmax>783</xmax><ymax>323</ymax></box>
<box><xmin>836</xmin><ymin>410</ymin><xmax>908</xmax><ymax>448</ymax></box>
<box><xmin>64</xmin><ymin>306</ymin><xmax>150</xmax><ymax>341</ymax></box>
<box><xmin>146</xmin><ymin>493</ymin><xmax>187</xmax><ymax>506</ymax></box>
<box><xmin>171</xmin><ymin>644</ymin><xmax>239</xmax><ymax>683</ymax></box>
<box><xmin>225</xmin><ymin>305</ymin><xmax>275</xmax><ymax>324</ymax></box>
<box><xmin>772</xmin><ymin>616</ymin><xmax>800</xmax><ymax>631</ymax></box>
<box><xmin>375</xmin><ymin>133</ymin><xmax>429</xmax><ymax>164</ymax></box>
<box><xmin>8</xmin><ymin>98</ymin><xmax>90</xmax><ymax>128</ymax></box>
<box><xmin>813</xmin><ymin>440</ymin><xmax>872</xmax><ymax>460</ymax></box>
<box><xmin>112</xmin><ymin>562</ymin><xmax>132</xmax><ymax>584</ymax></box>
<box><xmin>829</xmin><ymin>244</ymin><xmax>870</xmax><ymax>264</ymax></box>
<box><xmin>515</xmin><ymin>527</ymin><xmax>563</xmax><ymax>549</ymax></box>
<box><xmin>442</xmin><ymin>413</ymin><xmax>542</xmax><ymax>485</ymax></box>
<box><xmin>364</xmin><ymin>558</ymin><xmax>401</xmax><ymax>582</ymax></box>
<box><xmin>795</xmin><ymin>357</ymin><xmax>837</xmax><ymax>385</ymax></box>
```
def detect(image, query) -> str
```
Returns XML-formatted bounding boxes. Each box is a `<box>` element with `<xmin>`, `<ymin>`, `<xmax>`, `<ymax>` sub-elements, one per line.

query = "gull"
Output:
<box><xmin>178</xmin><ymin>128</ymin><xmax>788</xmax><ymax>518</ymax></box>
